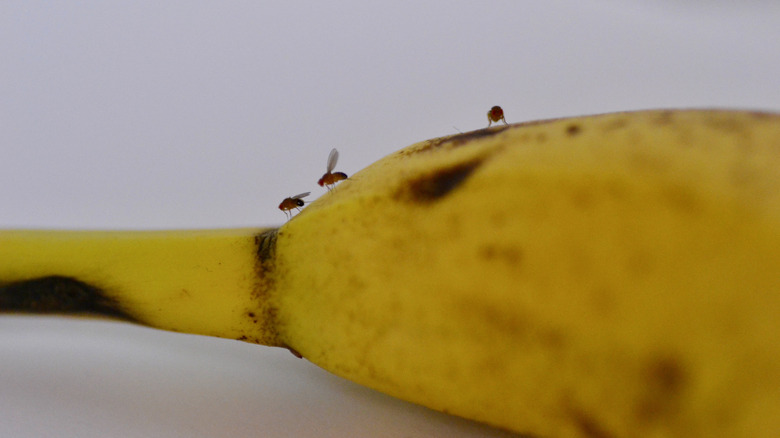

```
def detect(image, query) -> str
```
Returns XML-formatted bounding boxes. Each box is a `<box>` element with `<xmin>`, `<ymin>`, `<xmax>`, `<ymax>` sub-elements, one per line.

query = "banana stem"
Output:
<box><xmin>0</xmin><ymin>228</ymin><xmax>283</xmax><ymax>346</ymax></box>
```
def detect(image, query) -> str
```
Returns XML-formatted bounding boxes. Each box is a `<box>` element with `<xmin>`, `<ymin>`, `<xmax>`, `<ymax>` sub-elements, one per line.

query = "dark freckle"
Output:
<box><xmin>566</xmin><ymin>124</ymin><xmax>582</xmax><ymax>136</ymax></box>
<box><xmin>654</xmin><ymin>111</ymin><xmax>675</xmax><ymax>125</ymax></box>
<box><xmin>570</xmin><ymin>187</ymin><xmax>595</xmax><ymax>210</ymax></box>
<box><xmin>540</xmin><ymin>329</ymin><xmax>566</xmax><ymax>349</ymax></box>
<box><xmin>635</xmin><ymin>355</ymin><xmax>688</xmax><ymax>423</ymax></box>
<box><xmin>573</xmin><ymin>412</ymin><xmax>613</xmax><ymax>438</ymax></box>
<box><xmin>648</xmin><ymin>357</ymin><xmax>686</xmax><ymax>393</ymax></box>
<box><xmin>602</xmin><ymin>118</ymin><xmax>629</xmax><ymax>131</ymax></box>
<box><xmin>480</xmin><ymin>245</ymin><xmax>523</xmax><ymax>266</ymax></box>
<box><xmin>565</xmin><ymin>402</ymin><xmax>615</xmax><ymax>438</ymax></box>
<box><xmin>748</xmin><ymin>111</ymin><xmax>775</xmax><ymax>120</ymax></box>
<box><xmin>247</xmin><ymin>312</ymin><xmax>255</xmax><ymax>318</ymax></box>
<box><xmin>704</xmin><ymin>116</ymin><xmax>748</xmax><ymax>134</ymax></box>
<box><xmin>402</xmin><ymin>159</ymin><xmax>484</xmax><ymax>203</ymax></box>
<box><xmin>662</xmin><ymin>185</ymin><xmax>700</xmax><ymax>214</ymax></box>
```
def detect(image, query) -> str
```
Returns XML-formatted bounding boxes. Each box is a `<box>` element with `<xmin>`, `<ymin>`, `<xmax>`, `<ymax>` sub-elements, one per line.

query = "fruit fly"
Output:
<box><xmin>278</xmin><ymin>192</ymin><xmax>310</xmax><ymax>219</ymax></box>
<box><xmin>318</xmin><ymin>148</ymin><xmax>348</xmax><ymax>191</ymax></box>
<box><xmin>487</xmin><ymin>106</ymin><xmax>508</xmax><ymax>127</ymax></box>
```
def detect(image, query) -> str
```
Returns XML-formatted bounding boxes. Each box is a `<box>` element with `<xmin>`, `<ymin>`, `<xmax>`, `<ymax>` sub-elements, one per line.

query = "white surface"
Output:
<box><xmin>0</xmin><ymin>317</ymin><xmax>520</xmax><ymax>438</ymax></box>
<box><xmin>1</xmin><ymin>1</ymin><xmax>779</xmax><ymax>437</ymax></box>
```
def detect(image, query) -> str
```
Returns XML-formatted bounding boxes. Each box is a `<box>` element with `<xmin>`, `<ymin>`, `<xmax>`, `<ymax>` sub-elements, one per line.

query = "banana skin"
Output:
<box><xmin>2</xmin><ymin>109</ymin><xmax>780</xmax><ymax>437</ymax></box>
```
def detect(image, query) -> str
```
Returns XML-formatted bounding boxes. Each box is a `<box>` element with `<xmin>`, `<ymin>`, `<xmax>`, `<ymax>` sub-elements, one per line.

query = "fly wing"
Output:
<box><xmin>291</xmin><ymin>192</ymin><xmax>311</xmax><ymax>200</ymax></box>
<box><xmin>326</xmin><ymin>148</ymin><xmax>339</xmax><ymax>173</ymax></box>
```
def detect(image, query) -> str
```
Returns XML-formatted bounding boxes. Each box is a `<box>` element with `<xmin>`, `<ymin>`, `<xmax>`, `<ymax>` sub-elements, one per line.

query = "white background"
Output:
<box><xmin>1</xmin><ymin>1</ymin><xmax>778</xmax><ymax>437</ymax></box>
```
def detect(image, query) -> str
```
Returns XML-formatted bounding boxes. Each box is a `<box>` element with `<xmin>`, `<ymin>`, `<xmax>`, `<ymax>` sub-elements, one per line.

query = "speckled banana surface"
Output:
<box><xmin>2</xmin><ymin>109</ymin><xmax>779</xmax><ymax>437</ymax></box>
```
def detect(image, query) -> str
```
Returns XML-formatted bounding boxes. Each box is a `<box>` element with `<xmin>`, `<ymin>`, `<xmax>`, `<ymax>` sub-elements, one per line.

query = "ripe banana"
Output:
<box><xmin>2</xmin><ymin>109</ymin><xmax>780</xmax><ymax>438</ymax></box>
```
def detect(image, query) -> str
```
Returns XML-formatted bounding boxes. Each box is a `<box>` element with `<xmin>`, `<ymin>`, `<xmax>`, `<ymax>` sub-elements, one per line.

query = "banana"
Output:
<box><xmin>2</xmin><ymin>109</ymin><xmax>780</xmax><ymax>437</ymax></box>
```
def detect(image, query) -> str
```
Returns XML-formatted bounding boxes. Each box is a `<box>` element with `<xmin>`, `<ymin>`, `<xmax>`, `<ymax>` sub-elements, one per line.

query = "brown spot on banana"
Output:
<box><xmin>601</xmin><ymin>118</ymin><xmax>630</xmax><ymax>132</ymax></box>
<box><xmin>252</xmin><ymin>228</ymin><xmax>285</xmax><ymax>347</ymax></box>
<box><xmin>563</xmin><ymin>399</ymin><xmax>616</xmax><ymax>438</ymax></box>
<box><xmin>478</xmin><ymin>244</ymin><xmax>524</xmax><ymax>266</ymax></box>
<box><xmin>0</xmin><ymin>276</ymin><xmax>137</xmax><ymax>322</ymax></box>
<box><xmin>635</xmin><ymin>355</ymin><xmax>689</xmax><ymax>424</ymax></box>
<box><xmin>415</xmin><ymin>126</ymin><xmax>512</xmax><ymax>153</ymax></box>
<box><xmin>652</xmin><ymin>110</ymin><xmax>676</xmax><ymax>125</ymax></box>
<box><xmin>399</xmin><ymin>159</ymin><xmax>485</xmax><ymax>203</ymax></box>
<box><xmin>566</xmin><ymin>123</ymin><xmax>583</xmax><ymax>136</ymax></box>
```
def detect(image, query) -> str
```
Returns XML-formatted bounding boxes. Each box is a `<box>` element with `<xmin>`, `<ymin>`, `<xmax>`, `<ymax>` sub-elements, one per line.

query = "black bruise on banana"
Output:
<box><xmin>403</xmin><ymin>159</ymin><xmax>484</xmax><ymax>203</ymax></box>
<box><xmin>442</xmin><ymin>126</ymin><xmax>512</xmax><ymax>147</ymax></box>
<box><xmin>255</xmin><ymin>228</ymin><xmax>278</xmax><ymax>267</ymax></box>
<box><xmin>0</xmin><ymin>276</ymin><xmax>136</xmax><ymax>321</ymax></box>
<box><xmin>417</xmin><ymin>114</ymin><xmax>582</xmax><ymax>154</ymax></box>
<box><xmin>419</xmin><ymin>126</ymin><xmax>512</xmax><ymax>153</ymax></box>
<box><xmin>252</xmin><ymin>228</ymin><xmax>298</xmax><ymax>355</ymax></box>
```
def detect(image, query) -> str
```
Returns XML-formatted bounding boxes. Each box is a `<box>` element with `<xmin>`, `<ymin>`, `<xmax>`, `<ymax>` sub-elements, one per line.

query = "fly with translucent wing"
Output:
<box><xmin>278</xmin><ymin>192</ymin><xmax>310</xmax><ymax>220</ymax></box>
<box><xmin>318</xmin><ymin>148</ymin><xmax>348</xmax><ymax>191</ymax></box>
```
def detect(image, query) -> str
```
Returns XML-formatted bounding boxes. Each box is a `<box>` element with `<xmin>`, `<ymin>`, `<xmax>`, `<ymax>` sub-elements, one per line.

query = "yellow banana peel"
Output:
<box><xmin>2</xmin><ymin>109</ymin><xmax>779</xmax><ymax>437</ymax></box>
